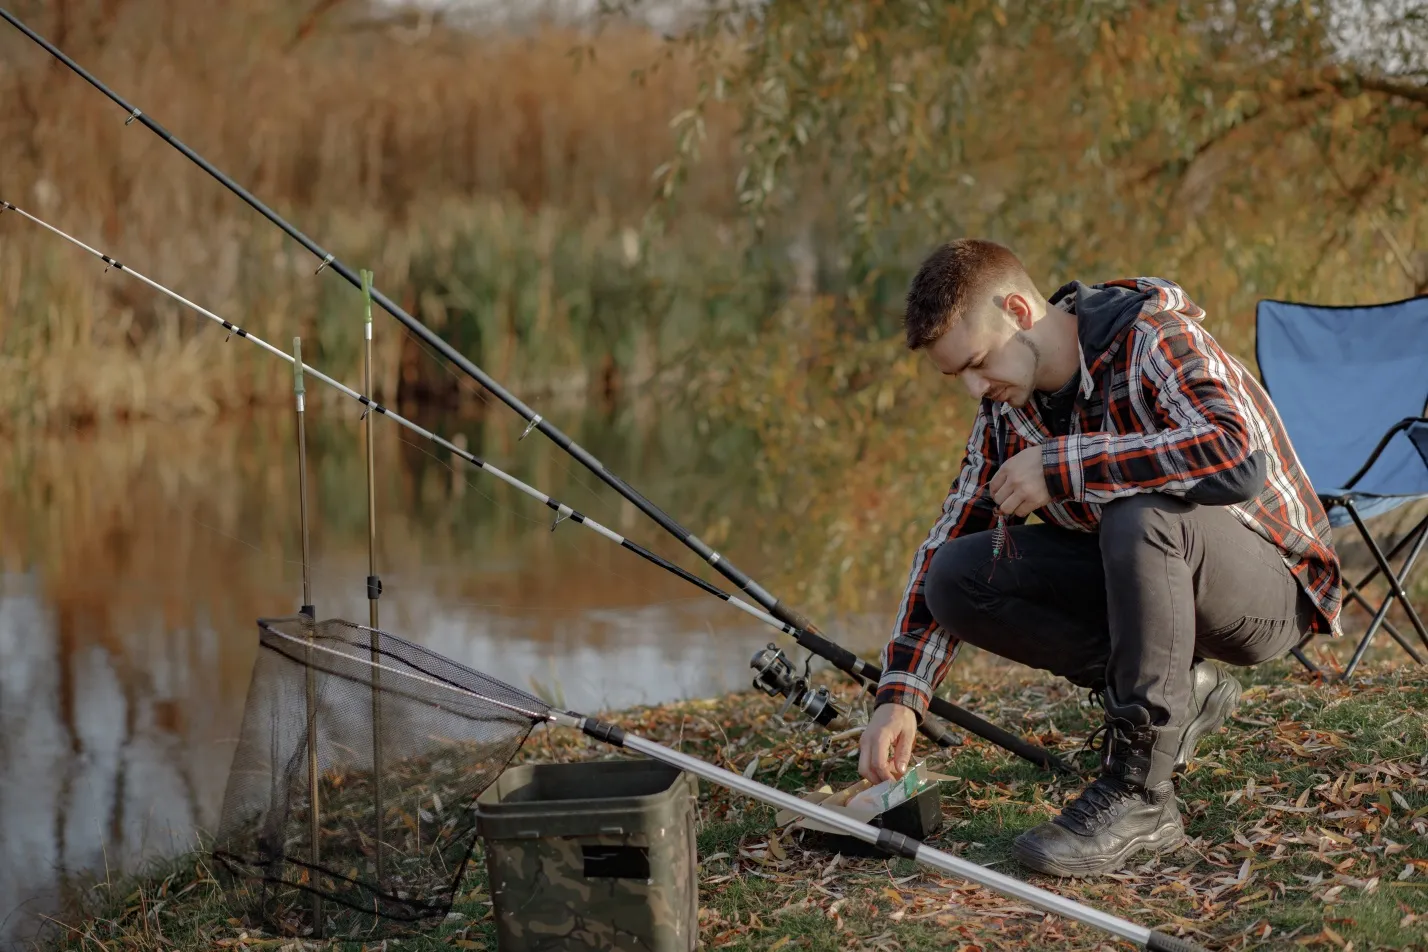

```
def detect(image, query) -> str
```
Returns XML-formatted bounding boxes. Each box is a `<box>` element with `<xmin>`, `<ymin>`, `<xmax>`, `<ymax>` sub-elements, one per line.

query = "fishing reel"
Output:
<box><xmin>750</xmin><ymin>644</ymin><xmax>841</xmax><ymax>728</ymax></box>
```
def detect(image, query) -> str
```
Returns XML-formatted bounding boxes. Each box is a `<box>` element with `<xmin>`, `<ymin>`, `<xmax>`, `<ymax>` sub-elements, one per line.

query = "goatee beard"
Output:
<box><xmin>1014</xmin><ymin>331</ymin><xmax>1041</xmax><ymax>380</ymax></box>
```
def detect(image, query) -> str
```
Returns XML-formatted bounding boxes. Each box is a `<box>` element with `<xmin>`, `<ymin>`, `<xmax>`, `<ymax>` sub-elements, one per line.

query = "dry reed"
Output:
<box><xmin>0</xmin><ymin>0</ymin><xmax>747</xmax><ymax>428</ymax></box>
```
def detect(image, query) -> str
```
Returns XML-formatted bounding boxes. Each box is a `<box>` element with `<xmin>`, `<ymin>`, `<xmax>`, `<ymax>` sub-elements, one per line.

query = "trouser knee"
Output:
<box><xmin>1098</xmin><ymin>493</ymin><xmax>1196</xmax><ymax>561</ymax></box>
<box><xmin>924</xmin><ymin>535</ymin><xmax>995</xmax><ymax>637</ymax></box>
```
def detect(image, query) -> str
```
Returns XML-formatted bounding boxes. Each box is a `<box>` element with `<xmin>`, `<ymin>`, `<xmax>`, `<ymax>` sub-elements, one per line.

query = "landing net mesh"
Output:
<box><xmin>212</xmin><ymin>616</ymin><xmax>549</xmax><ymax>939</ymax></box>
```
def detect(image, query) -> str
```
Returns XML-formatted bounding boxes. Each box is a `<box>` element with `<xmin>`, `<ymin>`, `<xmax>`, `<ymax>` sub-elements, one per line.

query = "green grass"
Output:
<box><xmin>35</xmin><ymin>650</ymin><xmax>1428</xmax><ymax>952</ymax></box>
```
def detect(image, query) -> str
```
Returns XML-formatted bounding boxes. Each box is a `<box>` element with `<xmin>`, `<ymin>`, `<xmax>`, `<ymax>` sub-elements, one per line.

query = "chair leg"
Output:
<box><xmin>1344</xmin><ymin>584</ymin><xmax>1426</xmax><ymax>663</ymax></box>
<box><xmin>1290</xmin><ymin>644</ymin><xmax>1320</xmax><ymax>675</ymax></box>
<box><xmin>1340</xmin><ymin>503</ymin><xmax>1428</xmax><ymax>680</ymax></box>
<box><xmin>1340</xmin><ymin>513</ymin><xmax>1428</xmax><ymax>658</ymax></box>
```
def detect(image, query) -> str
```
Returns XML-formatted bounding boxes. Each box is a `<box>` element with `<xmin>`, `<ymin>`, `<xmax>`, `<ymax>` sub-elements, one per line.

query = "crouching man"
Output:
<box><xmin>858</xmin><ymin>239</ymin><xmax>1342</xmax><ymax>877</ymax></box>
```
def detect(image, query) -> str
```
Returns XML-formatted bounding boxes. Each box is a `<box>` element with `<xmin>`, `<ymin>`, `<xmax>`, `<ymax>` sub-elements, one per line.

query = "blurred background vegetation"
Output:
<box><xmin>1</xmin><ymin>0</ymin><xmax>1424</xmax><ymax>618</ymax></box>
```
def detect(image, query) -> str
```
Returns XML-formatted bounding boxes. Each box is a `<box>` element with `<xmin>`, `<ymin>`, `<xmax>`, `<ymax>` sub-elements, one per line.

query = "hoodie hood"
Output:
<box><xmin>1047</xmin><ymin>277</ymin><xmax>1206</xmax><ymax>400</ymax></box>
<box><xmin>1041</xmin><ymin>277</ymin><xmax>1264</xmax><ymax>506</ymax></box>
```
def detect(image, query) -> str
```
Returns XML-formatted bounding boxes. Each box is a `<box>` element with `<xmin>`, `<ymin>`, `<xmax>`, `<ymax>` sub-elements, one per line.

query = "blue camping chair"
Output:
<box><xmin>1255</xmin><ymin>293</ymin><xmax>1428</xmax><ymax>680</ymax></box>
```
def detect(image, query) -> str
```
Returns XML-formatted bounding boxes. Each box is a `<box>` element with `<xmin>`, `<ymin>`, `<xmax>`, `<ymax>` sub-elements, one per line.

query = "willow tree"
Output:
<box><xmin>608</xmin><ymin>0</ymin><xmax>1428</xmax><ymax>615</ymax></box>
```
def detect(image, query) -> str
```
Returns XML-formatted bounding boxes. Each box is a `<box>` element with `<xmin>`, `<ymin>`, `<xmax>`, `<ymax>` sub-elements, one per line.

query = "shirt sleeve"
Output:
<box><xmin>876</xmin><ymin>405</ymin><xmax>1003</xmax><ymax>720</ymax></box>
<box><xmin>1040</xmin><ymin>317</ymin><xmax>1257</xmax><ymax>504</ymax></box>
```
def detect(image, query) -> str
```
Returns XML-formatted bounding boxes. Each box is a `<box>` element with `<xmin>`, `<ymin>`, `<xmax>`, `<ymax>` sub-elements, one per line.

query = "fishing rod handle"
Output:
<box><xmin>926</xmin><ymin>694</ymin><xmax>1075</xmax><ymax>775</ymax></box>
<box><xmin>769</xmin><ymin>600</ymin><xmax>817</xmax><ymax>635</ymax></box>
<box><xmin>916</xmin><ymin>716</ymin><xmax>962</xmax><ymax>748</ymax></box>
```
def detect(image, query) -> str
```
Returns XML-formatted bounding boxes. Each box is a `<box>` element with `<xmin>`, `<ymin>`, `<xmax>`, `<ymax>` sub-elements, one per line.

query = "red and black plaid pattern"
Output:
<box><xmin>878</xmin><ymin>277</ymin><xmax>1343</xmax><ymax>717</ymax></box>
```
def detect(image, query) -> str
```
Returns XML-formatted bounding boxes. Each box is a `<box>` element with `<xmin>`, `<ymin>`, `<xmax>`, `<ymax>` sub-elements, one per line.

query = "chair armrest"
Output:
<box><xmin>1341</xmin><ymin>416</ymin><xmax>1428</xmax><ymax>491</ymax></box>
<box><xmin>1409</xmin><ymin>420</ymin><xmax>1428</xmax><ymax>470</ymax></box>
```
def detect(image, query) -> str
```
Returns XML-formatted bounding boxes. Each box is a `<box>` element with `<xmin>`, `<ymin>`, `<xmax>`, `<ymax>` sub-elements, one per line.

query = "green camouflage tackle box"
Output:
<box><xmin>475</xmin><ymin>757</ymin><xmax>700</xmax><ymax>952</ymax></box>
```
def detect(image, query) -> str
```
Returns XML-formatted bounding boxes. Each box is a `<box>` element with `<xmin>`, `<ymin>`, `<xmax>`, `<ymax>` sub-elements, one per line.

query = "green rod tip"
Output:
<box><xmin>292</xmin><ymin>337</ymin><xmax>305</xmax><ymax>395</ymax></box>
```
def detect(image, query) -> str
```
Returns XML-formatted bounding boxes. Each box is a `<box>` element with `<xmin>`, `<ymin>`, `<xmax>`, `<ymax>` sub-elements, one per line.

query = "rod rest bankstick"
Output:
<box><xmin>1</xmin><ymin>6</ymin><xmax>1067</xmax><ymax>773</ymax></box>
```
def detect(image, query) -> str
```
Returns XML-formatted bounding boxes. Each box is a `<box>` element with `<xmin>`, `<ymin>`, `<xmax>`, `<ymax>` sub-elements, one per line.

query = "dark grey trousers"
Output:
<box><xmin>926</xmin><ymin>494</ymin><xmax>1313</xmax><ymax>780</ymax></box>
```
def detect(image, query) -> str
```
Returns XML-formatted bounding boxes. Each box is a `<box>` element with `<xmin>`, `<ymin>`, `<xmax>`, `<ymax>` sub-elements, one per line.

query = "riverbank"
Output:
<box><xmin>33</xmin><ymin>645</ymin><xmax>1428</xmax><ymax>952</ymax></box>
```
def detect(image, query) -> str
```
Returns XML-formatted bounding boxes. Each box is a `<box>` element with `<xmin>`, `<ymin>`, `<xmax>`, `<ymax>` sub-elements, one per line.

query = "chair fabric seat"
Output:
<box><xmin>1255</xmin><ymin>295</ymin><xmax>1428</xmax><ymax>678</ymax></box>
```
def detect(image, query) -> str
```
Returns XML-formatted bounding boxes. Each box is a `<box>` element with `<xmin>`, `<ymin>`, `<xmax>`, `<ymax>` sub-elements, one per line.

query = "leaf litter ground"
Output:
<box><xmin>37</xmin><ymin>645</ymin><xmax>1428</xmax><ymax>952</ymax></box>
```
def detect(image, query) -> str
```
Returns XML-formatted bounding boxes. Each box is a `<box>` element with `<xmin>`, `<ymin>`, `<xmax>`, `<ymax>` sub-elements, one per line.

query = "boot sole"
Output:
<box><xmin>1173</xmin><ymin>673</ymin><xmax>1242</xmax><ymax>774</ymax></box>
<box><xmin>1012</xmin><ymin>820</ymin><xmax>1185</xmax><ymax>878</ymax></box>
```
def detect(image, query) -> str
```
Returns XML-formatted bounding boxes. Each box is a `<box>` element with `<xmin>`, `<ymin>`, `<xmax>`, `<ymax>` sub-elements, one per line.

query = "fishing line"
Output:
<box><xmin>1</xmin><ymin>200</ymin><xmax>815</xmax><ymax>655</ymax></box>
<box><xmin>1</xmin><ymin>8</ymin><xmax>1073</xmax><ymax>769</ymax></box>
<box><xmin>392</xmin><ymin>426</ymin><xmax>695</xmax><ymax>605</ymax></box>
<box><xmin>400</xmin><ymin>445</ymin><xmax>691</xmax><ymax>617</ymax></box>
<box><xmin>392</xmin><ymin>326</ymin><xmax>632</xmax><ymax>527</ymax></box>
<box><xmin>406</xmin><ymin>426</ymin><xmax>729</xmax><ymax>603</ymax></box>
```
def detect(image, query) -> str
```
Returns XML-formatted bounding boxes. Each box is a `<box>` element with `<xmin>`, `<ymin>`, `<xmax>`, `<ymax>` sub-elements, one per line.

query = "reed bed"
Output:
<box><xmin>0</xmin><ymin>0</ymin><xmax>753</xmax><ymax>429</ymax></box>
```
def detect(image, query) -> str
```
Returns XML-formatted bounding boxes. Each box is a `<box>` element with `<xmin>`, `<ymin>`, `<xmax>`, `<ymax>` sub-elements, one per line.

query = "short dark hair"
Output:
<box><xmin>903</xmin><ymin>239</ymin><xmax>1035</xmax><ymax>350</ymax></box>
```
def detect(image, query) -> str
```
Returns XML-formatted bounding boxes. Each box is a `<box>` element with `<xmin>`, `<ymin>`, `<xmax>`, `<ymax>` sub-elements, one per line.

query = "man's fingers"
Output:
<box><xmin>998</xmin><ymin>488</ymin><xmax>1024</xmax><ymax>515</ymax></box>
<box><xmin>991</xmin><ymin>478</ymin><xmax>1013</xmax><ymax>509</ymax></box>
<box><xmin>893</xmin><ymin>724</ymin><xmax>915</xmax><ymax>777</ymax></box>
<box><xmin>860</xmin><ymin>727</ymin><xmax>889</xmax><ymax>783</ymax></box>
<box><xmin>989</xmin><ymin>467</ymin><xmax>1005</xmax><ymax>493</ymax></box>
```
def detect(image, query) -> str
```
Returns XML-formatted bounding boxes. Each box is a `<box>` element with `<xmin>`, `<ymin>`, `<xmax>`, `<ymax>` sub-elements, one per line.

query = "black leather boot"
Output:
<box><xmin>1012</xmin><ymin>699</ymin><xmax>1184</xmax><ymax>878</ymax></box>
<box><xmin>1173</xmin><ymin>660</ymin><xmax>1241</xmax><ymax>773</ymax></box>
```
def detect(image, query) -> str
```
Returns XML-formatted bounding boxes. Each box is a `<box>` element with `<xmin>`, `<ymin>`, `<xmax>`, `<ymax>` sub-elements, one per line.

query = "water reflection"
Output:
<box><xmin>0</xmin><ymin>397</ymin><xmax>872</xmax><ymax>948</ymax></box>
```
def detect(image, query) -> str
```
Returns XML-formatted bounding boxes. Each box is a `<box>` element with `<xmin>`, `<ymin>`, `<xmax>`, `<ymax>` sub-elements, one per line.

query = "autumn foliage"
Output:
<box><xmin>2</xmin><ymin>0</ymin><xmax>1425</xmax><ymax>617</ymax></box>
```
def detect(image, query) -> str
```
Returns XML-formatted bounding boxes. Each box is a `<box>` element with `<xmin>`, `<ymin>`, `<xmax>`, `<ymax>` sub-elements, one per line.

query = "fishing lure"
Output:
<box><xmin>988</xmin><ymin>510</ymin><xmax>1020</xmax><ymax>580</ymax></box>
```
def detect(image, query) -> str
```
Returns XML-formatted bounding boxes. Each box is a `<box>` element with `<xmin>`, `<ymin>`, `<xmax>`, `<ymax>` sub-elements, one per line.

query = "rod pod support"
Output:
<box><xmin>359</xmin><ymin>269</ymin><xmax>387</xmax><ymax>885</ymax></box>
<box><xmin>291</xmin><ymin>336</ymin><xmax>322</xmax><ymax>936</ymax></box>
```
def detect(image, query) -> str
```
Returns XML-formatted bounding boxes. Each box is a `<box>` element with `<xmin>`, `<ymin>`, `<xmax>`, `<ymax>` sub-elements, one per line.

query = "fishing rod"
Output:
<box><xmin>1</xmin><ymin>198</ymin><xmax>848</xmax><ymax>729</ymax></box>
<box><xmin>4</xmin><ymin>200</ymin><xmax>1075</xmax><ymax>770</ymax></box>
<box><xmin>0</xmin><ymin>6</ymin><xmax>1068</xmax><ymax>773</ymax></box>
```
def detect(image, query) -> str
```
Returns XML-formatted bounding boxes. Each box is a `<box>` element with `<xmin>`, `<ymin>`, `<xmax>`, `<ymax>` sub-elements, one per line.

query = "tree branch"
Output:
<box><xmin>1314</xmin><ymin>124</ymin><xmax>1421</xmax><ymax>290</ymax></box>
<box><xmin>1338</xmin><ymin>72</ymin><xmax>1428</xmax><ymax>107</ymax></box>
<box><xmin>1137</xmin><ymin>66</ymin><xmax>1427</xmax><ymax>188</ymax></box>
<box><xmin>1136</xmin><ymin>83</ymin><xmax>1326</xmax><ymax>185</ymax></box>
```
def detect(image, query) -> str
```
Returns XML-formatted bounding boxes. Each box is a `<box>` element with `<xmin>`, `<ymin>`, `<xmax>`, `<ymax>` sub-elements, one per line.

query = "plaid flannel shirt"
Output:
<box><xmin>877</xmin><ymin>277</ymin><xmax>1343</xmax><ymax>719</ymax></box>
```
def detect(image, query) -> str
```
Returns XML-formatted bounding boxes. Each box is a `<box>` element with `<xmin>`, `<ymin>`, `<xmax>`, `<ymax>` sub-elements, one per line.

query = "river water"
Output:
<box><xmin>0</xmin><ymin>396</ymin><xmax>888</xmax><ymax>948</ymax></box>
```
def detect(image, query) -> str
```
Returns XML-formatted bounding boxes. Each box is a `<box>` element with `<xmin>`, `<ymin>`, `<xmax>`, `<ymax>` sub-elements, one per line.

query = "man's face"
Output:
<box><xmin>924</xmin><ymin>300</ymin><xmax>1040</xmax><ymax>407</ymax></box>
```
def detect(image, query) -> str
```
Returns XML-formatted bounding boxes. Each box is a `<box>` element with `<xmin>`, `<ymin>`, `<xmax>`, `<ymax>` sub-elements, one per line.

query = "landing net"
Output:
<box><xmin>211</xmin><ymin>617</ymin><xmax>550</xmax><ymax>939</ymax></box>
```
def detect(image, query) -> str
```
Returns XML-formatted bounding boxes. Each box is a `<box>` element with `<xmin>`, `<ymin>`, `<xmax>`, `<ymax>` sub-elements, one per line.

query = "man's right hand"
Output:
<box><xmin>858</xmin><ymin>702</ymin><xmax>918</xmax><ymax>784</ymax></box>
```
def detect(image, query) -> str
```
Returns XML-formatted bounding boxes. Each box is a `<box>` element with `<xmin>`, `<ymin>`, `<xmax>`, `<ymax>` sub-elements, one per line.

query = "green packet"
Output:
<box><xmin>877</xmin><ymin>761</ymin><xmax>940</xmax><ymax>812</ymax></box>
<box><xmin>843</xmin><ymin>760</ymin><xmax>943</xmax><ymax>819</ymax></box>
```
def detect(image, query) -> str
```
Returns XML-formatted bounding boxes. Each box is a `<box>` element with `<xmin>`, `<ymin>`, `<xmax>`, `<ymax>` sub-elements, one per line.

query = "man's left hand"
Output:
<box><xmin>990</xmin><ymin>446</ymin><xmax>1051</xmax><ymax>518</ymax></box>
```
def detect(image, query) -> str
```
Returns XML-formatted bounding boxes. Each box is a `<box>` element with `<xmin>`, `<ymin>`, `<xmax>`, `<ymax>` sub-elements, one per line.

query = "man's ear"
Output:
<box><xmin>1004</xmin><ymin>292</ymin><xmax>1035</xmax><ymax>330</ymax></box>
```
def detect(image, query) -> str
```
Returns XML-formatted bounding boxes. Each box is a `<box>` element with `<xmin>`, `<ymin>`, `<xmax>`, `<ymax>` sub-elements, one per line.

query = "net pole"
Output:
<box><xmin>564</xmin><ymin>715</ymin><xmax>1206</xmax><ymax>952</ymax></box>
<box><xmin>360</xmin><ymin>271</ymin><xmax>386</xmax><ymax>885</ymax></box>
<box><xmin>292</xmin><ymin>338</ymin><xmax>322</xmax><ymax>937</ymax></box>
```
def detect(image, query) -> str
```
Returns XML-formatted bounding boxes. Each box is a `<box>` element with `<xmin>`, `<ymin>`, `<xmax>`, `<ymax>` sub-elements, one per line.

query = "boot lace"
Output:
<box><xmin>1074</xmin><ymin>697</ymin><xmax>1122</xmax><ymax>765</ymax></box>
<box><xmin>1057</xmin><ymin>775</ymin><xmax>1138</xmax><ymax>832</ymax></box>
